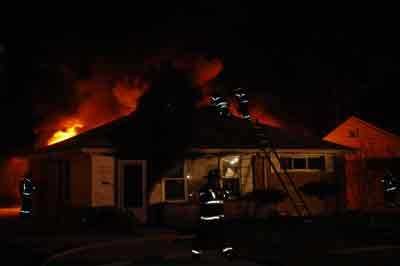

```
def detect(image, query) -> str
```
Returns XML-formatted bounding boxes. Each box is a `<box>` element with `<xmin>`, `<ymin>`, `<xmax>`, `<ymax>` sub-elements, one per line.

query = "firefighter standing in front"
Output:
<box><xmin>20</xmin><ymin>176</ymin><xmax>36</xmax><ymax>217</ymax></box>
<box><xmin>192</xmin><ymin>169</ymin><xmax>234</xmax><ymax>259</ymax></box>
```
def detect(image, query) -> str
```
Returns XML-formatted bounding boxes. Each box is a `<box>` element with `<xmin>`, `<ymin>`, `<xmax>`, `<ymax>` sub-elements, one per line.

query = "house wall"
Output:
<box><xmin>91</xmin><ymin>155</ymin><xmax>115</xmax><ymax>207</ymax></box>
<box><xmin>150</xmin><ymin>150</ymin><xmax>344</xmax><ymax>226</ymax></box>
<box><xmin>31</xmin><ymin>152</ymin><xmax>93</xmax><ymax>217</ymax></box>
<box><xmin>70</xmin><ymin>153</ymin><xmax>92</xmax><ymax>207</ymax></box>
<box><xmin>269</xmin><ymin>152</ymin><xmax>340</xmax><ymax>216</ymax></box>
<box><xmin>268</xmin><ymin>171</ymin><xmax>338</xmax><ymax>215</ymax></box>
<box><xmin>149</xmin><ymin>181</ymin><xmax>163</xmax><ymax>205</ymax></box>
<box><xmin>31</xmin><ymin>157</ymin><xmax>57</xmax><ymax>217</ymax></box>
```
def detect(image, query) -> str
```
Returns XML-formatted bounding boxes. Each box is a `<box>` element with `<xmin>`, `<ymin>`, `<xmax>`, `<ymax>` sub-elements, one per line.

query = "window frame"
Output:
<box><xmin>278</xmin><ymin>155</ymin><xmax>326</xmax><ymax>172</ymax></box>
<box><xmin>308</xmin><ymin>156</ymin><xmax>326</xmax><ymax>170</ymax></box>
<box><xmin>219</xmin><ymin>155</ymin><xmax>242</xmax><ymax>199</ymax></box>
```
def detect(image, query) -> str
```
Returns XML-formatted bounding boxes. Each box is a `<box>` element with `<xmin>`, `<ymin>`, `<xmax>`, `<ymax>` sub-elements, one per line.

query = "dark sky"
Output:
<box><xmin>1</xmin><ymin>5</ymin><xmax>400</xmax><ymax>153</ymax></box>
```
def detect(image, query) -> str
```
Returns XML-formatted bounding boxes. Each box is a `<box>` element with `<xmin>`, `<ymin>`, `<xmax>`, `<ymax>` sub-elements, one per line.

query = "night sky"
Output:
<box><xmin>1</xmin><ymin>5</ymin><xmax>399</xmax><ymax>154</ymax></box>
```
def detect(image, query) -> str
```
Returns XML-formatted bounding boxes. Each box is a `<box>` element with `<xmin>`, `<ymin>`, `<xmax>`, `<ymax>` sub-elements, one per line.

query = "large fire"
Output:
<box><xmin>47</xmin><ymin>121</ymin><xmax>84</xmax><ymax>146</ymax></box>
<box><xmin>38</xmin><ymin>55</ymin><xmax>284</xmax><ymax>147</ymax></box>
<box><xmin>38</xmin><ymin>74</ymin><xmax>149</xmax><ymax>147</ymax></box>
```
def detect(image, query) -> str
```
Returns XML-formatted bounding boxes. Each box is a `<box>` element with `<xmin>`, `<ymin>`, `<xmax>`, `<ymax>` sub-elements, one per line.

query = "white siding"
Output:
<box><xmin>325</xmin><ymin>155</ymin><xmax>335</xmax><ymax>173</ymax></box>
<box><xmin>91</xmin><ymin>155</ymin><xmax>115</xmax><ymax>207</ymax></box>
<box><xmin>241</xmin><ymin>154</ymin><xmax>254</xmax><ymax>193</ymax></box>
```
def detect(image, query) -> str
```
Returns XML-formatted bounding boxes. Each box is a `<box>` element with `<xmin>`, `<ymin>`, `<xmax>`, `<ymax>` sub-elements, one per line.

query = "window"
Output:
<box><xmin>278</xmin><ymin>156</ymin><xmax>326</xmax><ymax>171</ymax></box>
<box><xmin>220</xmin><ymin>155</ymin><xmax>241</xmax><ymax>198</ymax></box>
<box><xmin>163</xmin><ymin>160</ymin><xmax>187</xmax><ymax>202</ymax></box>
<box><xmin>293</xmin><ymin>158</ymin><xmax>306</xmax><ymax>169</ymax></box>
<box><xmin>163</xmin><ymin>178</ymin><xmax>186</xmax><ymax>202</ymax></box>
<box><xmin>308</xmin><ymin>156</ymin><xmax>325</xmax><ymax>170</ymax></box>
<box><xmin>348</xmin><ymin>128</ymin><xmax>359</xmax><ymax>138</ymax></box>
<box><xmin>280</xmin><ymin>157</ymin><xmax>293</xmax><ymax>169</ymax></box>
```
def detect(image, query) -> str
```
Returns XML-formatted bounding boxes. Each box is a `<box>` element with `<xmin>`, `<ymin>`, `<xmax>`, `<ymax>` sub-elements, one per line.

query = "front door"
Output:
<box><xmin>119</xmin><ymin>160</ymin><xmax>147</xmax><ymax>223</ymax></box>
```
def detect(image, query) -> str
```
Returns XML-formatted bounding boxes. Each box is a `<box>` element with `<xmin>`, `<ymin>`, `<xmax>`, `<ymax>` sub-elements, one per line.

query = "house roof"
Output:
<box><xmin>33</xmin><ymin>107</ymin><xmax>349</xmax><ymax>156</ymax></box>
<box><xmin>188</xmin><ymin>109</ymin><xmax>348</xmax><ymax>150</ymax></box>
<box><xmin>324</xmin><ymin>115</ymin><xmax>400</xmax><ymax>141</ymax></box>
<box><xmin>354</xmin><ymin>114</ymin><xmax>400</xmax><ymax>137</ymax></box>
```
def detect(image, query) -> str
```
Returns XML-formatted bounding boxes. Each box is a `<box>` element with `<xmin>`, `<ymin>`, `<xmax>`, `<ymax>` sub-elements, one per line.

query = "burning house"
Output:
<box><xmin>29</xmin><ymin>108</ymin><xmax>349</xmax><ymax>225</ymax></box>
<box><xmin>24</xmin><ymin>56</ymin><xmax>351</xmax><ymax>225</ymax></box>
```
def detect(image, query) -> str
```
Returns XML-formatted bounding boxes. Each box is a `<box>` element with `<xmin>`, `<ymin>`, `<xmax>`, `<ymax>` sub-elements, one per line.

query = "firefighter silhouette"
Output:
<box><xmin>20</xmin><ymin>176</ymin><xmax>36</xmax><ymax>217</ymax></box>
<box><xmin>381</xmin><ymin>169</ymin><xmax>400</xmax><ymax>207</ymax></box>
<box><xmin>192</xmin><ymin>169</ymin><xmax>234</xmax><ymax>259</ymax></box>
<box><xmin>210</xmin><ymin>95</ymin><xmax>230</xmax><ymax>117</ymax></box>
<box><xmin>233</xmin><ymin>87</ymin><xmax>250</xmax><ymax>120</ymax></box>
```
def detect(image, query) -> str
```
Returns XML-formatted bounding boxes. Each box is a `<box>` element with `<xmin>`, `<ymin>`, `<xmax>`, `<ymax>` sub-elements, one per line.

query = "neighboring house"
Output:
<box><xmin>324</xmin><ymin>116</ymin><xmax>400</xmax><ymax>211</ymax></box>
<box><xmin>29</xmin><ymin>108</ymin><xmax>348</xmax><ymax>224</ymax></box>
<box><xmin>324</xmin><ymin>116</ymin><xmax>400</xmax><ymax>159</ymax></box>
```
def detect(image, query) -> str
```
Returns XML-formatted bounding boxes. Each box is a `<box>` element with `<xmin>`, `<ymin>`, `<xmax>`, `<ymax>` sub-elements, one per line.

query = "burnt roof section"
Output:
<box><xmin>33</xmin><ymin>107</ymin><xmax>349</xmax><ymax>155</ymax></box>
<box><xmin>189</xmin><ymin>108</ymin><xmax>349</xmax><ymax>150</ymax></box>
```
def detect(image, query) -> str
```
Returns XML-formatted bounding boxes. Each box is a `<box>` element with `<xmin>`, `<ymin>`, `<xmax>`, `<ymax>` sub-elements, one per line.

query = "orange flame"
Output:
<box><xmin>37</xmin><ymin>55</ymin><xmax>286</xmax><ymax>147</ymax></box>
<box><xmin>47</xmin><ymin>121</ymin><xmax>84</xmax><ymax>145</ymax></box>
<box><xmin>228</xmin><ymin>96</ymin><xmax>285</xmax><ymax>129</ymax></box>
<box><xmin>38</xmin><ymin>55</ymin><xmax>222</xmax><ymax>147</ymax></box>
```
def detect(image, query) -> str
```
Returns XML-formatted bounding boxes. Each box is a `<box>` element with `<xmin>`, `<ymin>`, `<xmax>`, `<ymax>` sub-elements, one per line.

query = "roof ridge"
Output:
<box><xmin>349</xmin><ymin>115</ymin><xmax>400</xmax><ymax>139</ymax></box>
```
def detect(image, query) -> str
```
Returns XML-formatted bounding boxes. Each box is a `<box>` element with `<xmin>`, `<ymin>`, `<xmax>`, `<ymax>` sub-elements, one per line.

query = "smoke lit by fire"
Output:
<box><xmin>36</xmin><ymin>55</ymin><xmax>284</xmax><ymax>147</ymax></box>
<box><xmin>35</xmin><ymin>69</ymin><xmax>150</xmax><ymax>147</ymax></box>
<box><xmin>227</xmin><ymin>94</ymin><xmax>285</xmax><ymax>129</ymax></box>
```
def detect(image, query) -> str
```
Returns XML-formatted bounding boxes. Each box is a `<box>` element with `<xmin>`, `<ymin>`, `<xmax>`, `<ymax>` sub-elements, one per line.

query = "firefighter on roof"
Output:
<box><xmin>233</xmin><ymin>87</ymin><xmax>250</xmax><ymax>120</ymax></box>
<box><xmin>20</xmin><ymin>176</ymin><xmax>36</xmax><ymax>217</ymax></box>
<box><xmin>210</xmin><ymin>94</ymin><xmax>230</xmax><ymax>117</ymax></box>
<box><xmin>192</xmin><ymin>169</ymin><xmax>234</xmax><ymax>260</ymax></box>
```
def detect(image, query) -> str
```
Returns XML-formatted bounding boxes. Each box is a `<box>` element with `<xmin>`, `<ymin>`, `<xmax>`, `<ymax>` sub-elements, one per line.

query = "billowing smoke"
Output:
<box><xmin>34</xmin><ymin>63</ymin><xmax>150</xmax><ymax>147</ymax></box>
<box><xmin>34</xmin><ymin>54</ymin><xmax>226</xmax><ymax>147</ymax></box>
<box><xmin>32</xmin><ymin>53</ymin><xmax>288</xmax><ymax>148</ymax></box>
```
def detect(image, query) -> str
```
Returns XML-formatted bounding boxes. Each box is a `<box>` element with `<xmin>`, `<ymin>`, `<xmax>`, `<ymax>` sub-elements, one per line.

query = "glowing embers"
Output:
<box><xmin>47</xmin><ymin>120</ymin><xmax>84</xmax><ymax>146</ymax></box>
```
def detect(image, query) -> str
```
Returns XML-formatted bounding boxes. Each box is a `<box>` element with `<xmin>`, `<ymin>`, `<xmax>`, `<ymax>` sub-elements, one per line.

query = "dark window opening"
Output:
<box><xmin>309</xmin><ymin>157</ymin><xmax>326</xmax><ymax>170</ymax></box>
<box><xmin>164</xmin><ymin>179</ymin><xmax>186</xmax><ymax>201</ymax></box>
<box><xmin>293</xmin><ymin>158</ymin><xmax>306</xmax><ymax>169</ymax></box>
<box><xmin>280</xmin><ymin>157</ymin><xmax>293</xmax><ymax>169</ymax></box>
